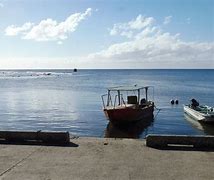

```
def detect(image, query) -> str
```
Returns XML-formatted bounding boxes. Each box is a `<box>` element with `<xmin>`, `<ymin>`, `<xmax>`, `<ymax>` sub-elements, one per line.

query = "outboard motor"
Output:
<box><xmin>191</xmin><ymin>99</ymin><xmax>199</xmax><ymax>108</ymax></box>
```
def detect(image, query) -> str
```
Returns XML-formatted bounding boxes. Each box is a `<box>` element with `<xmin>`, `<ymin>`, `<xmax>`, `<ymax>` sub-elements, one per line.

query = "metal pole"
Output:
<box><xmin>145</xmin><ymin>87</ymin><xmax>148</xmax><ymax>101</ymax></box>
<box><xmin>138</xmin><ymin>89</ymin><xmax>140</xmax><ymax>104</ymax></box>
<box><xmin>107</xmin><ymin>90</ymin><xmax>110</xmax><ymax>106</ymax></box>
<box><xmin>118</xmin><ymin>90</ymin><xmax>120</xmax><ymax>105</ymax></box>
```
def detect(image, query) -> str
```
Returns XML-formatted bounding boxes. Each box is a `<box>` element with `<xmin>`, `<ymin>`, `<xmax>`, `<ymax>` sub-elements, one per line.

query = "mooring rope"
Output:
<box><xmin>154</xmin><ymin>105</ymin><xmax>161</xmax><ymax>119</ymax></box>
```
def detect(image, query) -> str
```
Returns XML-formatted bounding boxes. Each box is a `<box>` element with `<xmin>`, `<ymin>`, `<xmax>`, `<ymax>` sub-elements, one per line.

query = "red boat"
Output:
<box><xmin>101</xmin><ymin>85</ymin><xmax>154</xmax><ymax>124</ymax></box>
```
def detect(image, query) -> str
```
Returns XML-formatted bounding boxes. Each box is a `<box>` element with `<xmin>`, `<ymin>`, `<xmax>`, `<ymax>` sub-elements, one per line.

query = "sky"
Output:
<box><xmin>0</xmin><ymin>0</ymin><xmax>213</xmax><ymax>69</ymax></box>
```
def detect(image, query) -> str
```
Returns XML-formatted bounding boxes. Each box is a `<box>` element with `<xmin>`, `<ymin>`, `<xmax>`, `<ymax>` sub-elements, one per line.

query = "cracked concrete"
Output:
<box><xmin>0</xmin><ymin>138</ymin><xmax>214</xmax><ymax>180</ymax></box>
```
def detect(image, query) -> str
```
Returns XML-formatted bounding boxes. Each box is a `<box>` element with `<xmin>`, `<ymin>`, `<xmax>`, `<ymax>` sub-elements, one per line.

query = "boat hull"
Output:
<box><xmin>104</xmin><ymin>105</ymin><xmax>154</xmax><ymax>124</ymax></box>
<box><xmin>184</xmin><ymin>105</ymin><xmax>214</xmax><ymax>123</ymax></box>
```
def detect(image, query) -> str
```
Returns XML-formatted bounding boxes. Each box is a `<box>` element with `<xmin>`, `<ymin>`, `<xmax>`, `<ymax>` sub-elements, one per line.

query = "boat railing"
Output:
<box><xmin>121</xmin><ymin>95</ymin><xmax>126</xmax><ymax>106</ymax></box>
<box><xmin>101</xmin><ymin>94</ymin><xmax>107</xmax><ymax>108</ymax></box>
<box><xmin>198</xmin><ymin>105</ymin><xmax>213</xmax><ymax>114</ymax></box>
<box><xmin>101</xmin><ymin>94</ymin><xmax>113</xmax><ymax>109</ymax></box>
<box><xmin>109</xmin><ymin>95</ymin><xmax>113</xmax><ymax>107</ymax></box>
<box><xmin>101</xmin><ymin>94</ymin><xmax>108</xmax><ymax>109</ymax></box>
<box><xmin>114</xmin><ymin>95</ymin><xmax>118</xmax><ymax>108</ymax></box>
<box><xmin>103</xmin><ymin>93</ymin><xmax>137</xmax><ymax>109</ymax></box>
<box><xmin>113</xmin><ymin>94</ymin><xmax>126</xmax><ymax>108</ymax></box>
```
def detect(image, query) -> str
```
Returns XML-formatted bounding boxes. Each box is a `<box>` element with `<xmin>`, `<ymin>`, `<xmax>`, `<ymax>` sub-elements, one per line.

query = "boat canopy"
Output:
<box><xmin>107</xmin><ymin>85</ymin><xmax>153</xmax><ymax>91</ymax></box>
<box><xmin>102</xmin><ymin>84</ymin><xmax>154</xmax><ymax>108</ymax></box>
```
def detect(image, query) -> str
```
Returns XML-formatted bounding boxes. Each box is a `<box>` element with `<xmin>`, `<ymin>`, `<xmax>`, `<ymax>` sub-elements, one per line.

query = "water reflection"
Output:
<box><xmin>184</xmin><ymin>114</ymin><xmax>214</xmax><ymax>135</ymax></box>
<box><xmin>104</xmin><ymin>118</ymin><xmax>154</xmax><ymax>138</ymax></box>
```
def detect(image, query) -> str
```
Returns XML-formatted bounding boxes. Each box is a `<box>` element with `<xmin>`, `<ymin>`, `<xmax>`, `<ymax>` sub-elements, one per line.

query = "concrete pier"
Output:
<box><xmin>0</xmin><ymin>137</ymin><xmax>214</xmax><ymax>180</ymax></box>
<box><xmin>146</xmin><ymin>135</ymin><xmax>214</xmax><ymax>148</ymax></box>
<box><xmin>0</xmin><ymin>131</ymin><xmax>70</xmax><ymax>145</ymax></box>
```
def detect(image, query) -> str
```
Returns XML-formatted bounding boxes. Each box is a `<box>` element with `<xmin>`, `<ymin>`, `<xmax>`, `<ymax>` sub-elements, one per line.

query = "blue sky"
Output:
<box><xmin>0</xmin><ymin>0</ymin><xmax>213</xmax><ymax>69</ymax></box>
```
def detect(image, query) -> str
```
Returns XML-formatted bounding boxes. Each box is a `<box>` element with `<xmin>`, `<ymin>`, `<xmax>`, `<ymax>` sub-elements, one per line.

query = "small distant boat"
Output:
<box><xmin>73</xmin><ymin>68</ymin><xmax>77</xmax><ymax>72</ymax></box>
<box><xmin>184</xmin><ymin>99</ymin><xmax>214</xmax><ymax>123</ymax></box>
<box><xmin>43</xmin><ymin>72</ymin><xmax>51</xmax><ymax>76</ymax></box>
<box><xmin>101</xmin><ymin>85</ymin><xmax>154</xmax><ymax>124</ymax></box>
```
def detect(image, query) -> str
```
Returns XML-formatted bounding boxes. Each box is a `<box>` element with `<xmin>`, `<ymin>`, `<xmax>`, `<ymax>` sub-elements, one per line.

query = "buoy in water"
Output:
<box><xmin>170</xmin><ymin>99</ymin><xmax>174</xmax><ymax>105</ymax></box>
<box><xmin>73</xmin><ymin>68</ymin><xmax>77</xmax><ymax>72</ymax></box>
<box><xmin>175</xmin><ymin>99</ymin><xmax>179</xmax><ymax>104</ymax></box>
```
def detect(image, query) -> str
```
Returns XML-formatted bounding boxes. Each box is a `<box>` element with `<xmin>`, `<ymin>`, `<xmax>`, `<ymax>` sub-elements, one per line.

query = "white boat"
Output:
<box><xmin>183</xmin><ymin>99</ymin><xmax>214</xmax><ymax>123</ymax></box>
<box><xmin>184</xmin><ymin>114</ymin><xmax>214</xmax><ymax>135</ymax></box>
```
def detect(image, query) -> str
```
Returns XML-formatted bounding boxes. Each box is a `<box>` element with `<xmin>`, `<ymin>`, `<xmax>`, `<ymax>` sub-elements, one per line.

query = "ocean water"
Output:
<box><xmin>0</xmin><ymin>69</ymin><xmax>213</xmax><ymax>138</ymax></box>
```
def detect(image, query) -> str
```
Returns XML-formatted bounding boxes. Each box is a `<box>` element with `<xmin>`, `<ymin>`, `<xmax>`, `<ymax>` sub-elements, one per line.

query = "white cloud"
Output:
<box><xmin>5</xmin><ymin>22</ymin><xmax>34</xmax><ymax>36</ymax></box>
<box><xmin>5</xmin><ymin>8</ymin><xmax>92</xmax><ymax>42</ymax></box>
<box><xmin>163</xmin><ymin>16</ymin><xmax>172</xmax><ymax>25</ymax></box>
<box><xmin>109</xmin><ymin>15</ymin><xmax>155</xmax><ymax>38</ymax></box>
<box><xmin>88</xmin><ymin>15</ymin><xmax>214</xmax><ymax>68</ymax></box>
<box><xmin>57</xmin><ymin>41</ymin><xmax>63</xmax><ymax>45</ymax></box>
<box><xmin>129</xmin><ymin>15</ymin><xmax>155</xmax><ymax>30</ymax></box>
<box><xmin>135</xmin><ymin>27</ymin><xmax>158</xmax><ymax>39</ymax></box>
<box><xmin>2</xmin><ymin>13</ymin><xmax>213</xmax><ymax>69</ymax></box>
<box><xmin>120</xmin><ymin>31</ymin><xmax>133</xmax><ymax>38</ymax></box>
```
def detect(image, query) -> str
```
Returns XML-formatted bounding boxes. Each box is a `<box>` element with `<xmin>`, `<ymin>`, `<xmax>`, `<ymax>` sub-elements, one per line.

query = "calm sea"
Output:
<box><xmin>0</xmin><ymin>69</ymin><xmax>213</xmax><ymax>138</ymax></box>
